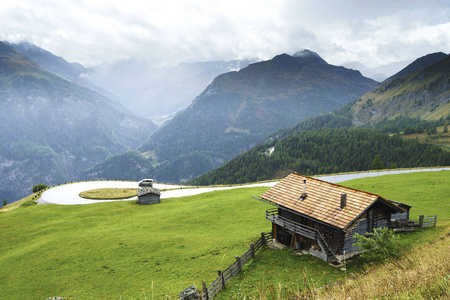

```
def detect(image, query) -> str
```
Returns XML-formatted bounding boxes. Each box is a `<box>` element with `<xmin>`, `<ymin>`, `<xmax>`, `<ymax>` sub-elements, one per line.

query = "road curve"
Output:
<box><xmin>39</xmin><ymin>168</ymin><xmax>448</xmax><ymax>205</ymax></box>
<box><xmin>38</xmin><ymin>181</ymin><xmax>279</xmax><ymax>205</ymax></box>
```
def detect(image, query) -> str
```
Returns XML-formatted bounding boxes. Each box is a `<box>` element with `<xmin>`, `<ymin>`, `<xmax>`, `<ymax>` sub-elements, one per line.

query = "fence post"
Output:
<box><xmin>434</xmin><ymin>215</ymin><xmax>437</xmax><ymax>227</ymax></box>
<box><xmin>236</xmin><ymin>256</ymin><xmax>242</xmax><ymax>273</ymax></box>
<box><xmin>218</xmin><ymin>270</ymin><xmax>225</xmax><ymax>290</ymax></box>
<box><xmin>419</xmin><ymin>215</ymin><xmax>424</xmax><ymax>228</ymax></box>
<box><xmin>250</xmin><ymin>243</ymin><xmax>255</xmax><ymax>258</ymax></box>
<box><xmin>202</xmin><ymin>281</ymin><xmax>209</xmax><ymax>300</ymax></box>
<box><xmin>261</xmin><ymin>232</ymin><xmax>266</xmax><ymax>244</ymax></box>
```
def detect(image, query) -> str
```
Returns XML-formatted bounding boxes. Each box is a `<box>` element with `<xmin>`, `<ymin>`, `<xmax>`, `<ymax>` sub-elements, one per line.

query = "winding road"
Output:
<box><xmin>39</xmin><ymin>168</ymin><xmax>448</xmax><ymax>205</ymax></box>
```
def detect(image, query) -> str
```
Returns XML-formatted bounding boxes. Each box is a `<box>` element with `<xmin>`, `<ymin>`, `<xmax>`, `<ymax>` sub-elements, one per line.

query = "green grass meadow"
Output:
<box><xmin>0</xmin><ymin>171</ymin><xmax>449</xmax><ymax>299</ymax></box>
<box><xmin>0</xmin><ymin>187</ymin><xmax>272</xmax><ymax>299</ymax></box>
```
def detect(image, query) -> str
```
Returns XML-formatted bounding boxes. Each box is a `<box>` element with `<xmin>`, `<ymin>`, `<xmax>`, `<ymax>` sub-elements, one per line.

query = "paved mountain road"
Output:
<box><xmin>39</xmin><ymin>168</ymin><xmax>448</xmax><ymax>205</ymax></box>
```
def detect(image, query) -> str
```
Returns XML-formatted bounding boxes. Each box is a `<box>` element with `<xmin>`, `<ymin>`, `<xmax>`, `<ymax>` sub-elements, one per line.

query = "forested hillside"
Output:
<box><xmin>85</xmin><ymin>51</ymin><xmax>449</xmax><ymax>185</ymax></box>
<box><xmin>189</xmin><ymin>126</ymin><xmax>450</xmax><ymax>185</ymax></box>
<box><xmin>79</xmin><ymin>151</ymin><xmax>156</xmax><ymax>181</ymax></box>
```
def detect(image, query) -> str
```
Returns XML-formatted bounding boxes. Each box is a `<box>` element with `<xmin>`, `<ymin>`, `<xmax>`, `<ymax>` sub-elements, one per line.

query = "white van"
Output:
<box><xmin>138</xmin><ymin>179</ymin><xmax>153</xmax><ymax>187</ymax></box>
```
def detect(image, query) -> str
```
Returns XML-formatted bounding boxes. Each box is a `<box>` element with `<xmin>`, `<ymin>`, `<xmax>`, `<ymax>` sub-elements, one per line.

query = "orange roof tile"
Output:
<box><xmin>260</xmin><ymin>173</ymin><xmax>404</xmax><ymax>230</ymax></box>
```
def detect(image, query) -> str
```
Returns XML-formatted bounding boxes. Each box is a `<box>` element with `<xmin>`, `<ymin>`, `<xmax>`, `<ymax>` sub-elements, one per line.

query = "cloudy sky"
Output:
<box><xmin>1</xmin><ymin>0</ymin><xmax>449</xmax><ymax>67</ymax></box>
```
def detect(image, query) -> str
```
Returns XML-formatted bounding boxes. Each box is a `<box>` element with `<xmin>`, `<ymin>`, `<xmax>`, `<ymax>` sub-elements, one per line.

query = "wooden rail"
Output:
<box><xmin>181</xmin><ymin>232</ymin><xmax>272</xmax><ymax>300</ymax></box>
<box><xmin>266</xmin><ymin>209</ymin><xmax>337</xmax><ymax>262</ymax></box>
<box><xmin>419</xmin><ymin>215</ymin><xmax>437</xmax><ymax>228</ymax></box>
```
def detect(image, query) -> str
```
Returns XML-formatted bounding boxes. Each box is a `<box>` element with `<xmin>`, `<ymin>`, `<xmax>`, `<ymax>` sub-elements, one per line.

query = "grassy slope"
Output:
<box><xmin>79</xmin><ymin>188</ymin><xmax>138</xmax><ymax>200</ymax></box>
<box><xmin>0</xmin><ymin>187</ymin><xmax>272</xmax><ymax>299</ymax></box>
<box><xmin>402</xmin><ymin>126</ymin><xmax>450</xmax><ymax>151</ymax></box>
<box><xmin>352</xmin><ymin>56</ymin><xmax>450</xmax><ymax>123</ymax></box>
<box><xmin>217</xmin><ymin>170</ymin><xmax>450</xmax><ymax>299</ymax></box>
<box><xmin>317</xmin><ymin>227</ymin><xmax>449</xmax><ymax>300</ymax></box>
<box><xmin>0</xmin><ymin>171</ymin><xmax>448</xmax><ymax>299</ymax></box>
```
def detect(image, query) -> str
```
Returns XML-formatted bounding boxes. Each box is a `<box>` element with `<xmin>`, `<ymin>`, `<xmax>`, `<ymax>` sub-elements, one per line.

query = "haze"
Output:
<box><xmin>1</xmin><ymin>0</ymin><xmax>449</xmax><ymax>67</ymax></box>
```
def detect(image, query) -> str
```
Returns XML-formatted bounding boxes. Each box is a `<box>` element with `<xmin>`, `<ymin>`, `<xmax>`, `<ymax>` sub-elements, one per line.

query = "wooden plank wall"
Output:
<box><xmin>343</xmin><ymin>202</ymin><xmax>392</xmax><ymax>254</ymax></box>
<box><xmin>138</xmin><ymin>193</ymin><xmax>160</xmax><ymax>204</ymax></box>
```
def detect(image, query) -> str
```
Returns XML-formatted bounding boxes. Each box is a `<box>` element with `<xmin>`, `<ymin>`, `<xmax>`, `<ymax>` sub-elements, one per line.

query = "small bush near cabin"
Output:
<box><xmin>353</xmin><ymin>227</ymin><xmax>401</xmax><ymax>262</ymax></box>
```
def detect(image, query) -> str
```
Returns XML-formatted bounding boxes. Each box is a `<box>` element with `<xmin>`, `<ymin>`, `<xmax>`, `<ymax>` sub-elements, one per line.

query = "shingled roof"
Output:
<box><xmin>260</xmin><ymin>173</ymin><xmax>404</xmax><ymax>230</ymax></box>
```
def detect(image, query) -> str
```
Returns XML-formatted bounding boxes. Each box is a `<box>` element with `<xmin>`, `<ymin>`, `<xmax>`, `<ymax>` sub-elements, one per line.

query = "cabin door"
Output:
<box><xmin>368</xmin><ymin>209</ymin><xmax>374</xmax><ymax>232</ymax></box>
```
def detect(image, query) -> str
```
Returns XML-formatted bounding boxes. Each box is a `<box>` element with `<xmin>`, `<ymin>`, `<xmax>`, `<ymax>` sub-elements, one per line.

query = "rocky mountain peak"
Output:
<box><xmin>293</xmin><ymin>49</ymin><xmax>326</xmax><ymax>63</ymax></box>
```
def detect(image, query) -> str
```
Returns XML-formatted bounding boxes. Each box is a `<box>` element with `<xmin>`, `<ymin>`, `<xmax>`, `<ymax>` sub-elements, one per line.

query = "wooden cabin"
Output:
<box><xmin>137</xmin><ymin>187</ymin><xmax>161</xmax><ymax>204</ymax></box>
<box><xmin>258</xmin><ymin>173</ymin><xmax>407</xmax><ymax>262</ymax></box>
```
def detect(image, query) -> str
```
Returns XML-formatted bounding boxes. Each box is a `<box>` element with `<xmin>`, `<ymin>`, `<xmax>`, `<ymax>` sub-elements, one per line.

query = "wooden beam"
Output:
<box><xmin>252</xmin><ymin>196</ymin><xmax>277</xmax><ymax>207</ymax></box>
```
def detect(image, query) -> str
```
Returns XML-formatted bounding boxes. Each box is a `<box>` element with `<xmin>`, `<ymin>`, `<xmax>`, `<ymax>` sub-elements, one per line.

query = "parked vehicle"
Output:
<box><xmin>138</xmin><ymin>179</ymin><xmax>153</xmax><ymax>187</ymax></box>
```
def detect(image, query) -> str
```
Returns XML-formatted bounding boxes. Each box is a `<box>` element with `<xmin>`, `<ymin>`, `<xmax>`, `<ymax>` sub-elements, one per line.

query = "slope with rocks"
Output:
<box><xmin>351</xmin><ymin>53</ymin><xmax>450</xmax><ymax>123</ymax></box>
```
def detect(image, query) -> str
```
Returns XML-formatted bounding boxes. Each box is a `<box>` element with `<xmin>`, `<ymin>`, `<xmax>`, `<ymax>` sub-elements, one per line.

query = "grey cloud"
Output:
<box><xmin>0</xmin><ymin>0</ymin><xmax>448</xmax><ymax>67</ymax></box>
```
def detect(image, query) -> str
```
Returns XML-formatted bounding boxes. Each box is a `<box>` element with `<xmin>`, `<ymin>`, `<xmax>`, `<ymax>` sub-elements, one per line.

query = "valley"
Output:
<box><xmin>1</xmin><ymin>3</ymin><xmax>449</xmax><ymax>300</ymax></box>
<box><xmin>0</xmin><ymin>42</ymin><xmax>157</xmax><ymax>203</ymax></box>
<box><xmin>0</xmin><ymin>171</ymin><xmax>448</xmax><ymax>299</ymax></box>
<box><xmin>0</xmin><ymin>40</ymin><xmax>449</xmax><ymax>207</ymax></box>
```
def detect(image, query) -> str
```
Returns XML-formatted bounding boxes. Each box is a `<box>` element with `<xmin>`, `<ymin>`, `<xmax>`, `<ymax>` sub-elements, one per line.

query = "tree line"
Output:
<box><xmin>188</xmin><ymin>126</ymin><xmax>450</xmax><ymax>186</ymax></box>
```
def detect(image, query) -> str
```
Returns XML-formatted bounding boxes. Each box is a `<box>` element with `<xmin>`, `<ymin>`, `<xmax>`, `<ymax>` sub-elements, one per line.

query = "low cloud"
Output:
<box><xmin>0</xmin><ymin>0</ymin><xmax>448</xmax><ymax>67</ymax></box>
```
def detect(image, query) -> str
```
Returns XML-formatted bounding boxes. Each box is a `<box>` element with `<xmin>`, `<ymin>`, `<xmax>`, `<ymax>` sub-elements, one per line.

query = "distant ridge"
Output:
<box><xmin>343</xmin><ymin>60</ymin><xmax>412</xmax><ymax>82</ymax></box>
<box><xmin>383</xmin><ymin>52</ymin><xmax>448</xmax><ymax>83</ymax></box>
<box><xmin>134</xmin><ymin>51</ymin><xmax>377</xmax><ymax>182</ymax></box>
<box><xmin>188</xmin><ymin>51</ymin><xmax>450</xmax><ymax>186</ymax></box>
<box><xmin>0</xmin><ymin>41</ymin><xmax>156</xmax><ymax>202</ymax></box>
<box><xmin>351</xmin><ymin>53</ymin><xmax>450</xmax><ymax>123</ymax></box>
<box><xmin>9</xmin><ymin>41</ymin><xmax>114</xmax><ymax>99</ymax></box>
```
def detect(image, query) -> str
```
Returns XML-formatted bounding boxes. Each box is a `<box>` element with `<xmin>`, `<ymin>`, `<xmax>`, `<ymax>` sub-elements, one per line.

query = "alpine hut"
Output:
<box><xmin>257</xmin><ymin>173</ymin><xmax>408</xmax><ymax>262</ymax></box>
<box><xmin>137</xmin><ymin>179</ymin><xmax>161</xmax><ymax>205</ymax></box>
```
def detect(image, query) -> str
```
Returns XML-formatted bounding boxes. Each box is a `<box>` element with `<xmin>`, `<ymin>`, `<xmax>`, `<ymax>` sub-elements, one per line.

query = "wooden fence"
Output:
<box><xmin>419</xmin><ymin>215</ymin><xmax>437</xmax><ymax>228</ymax></box>
<box><xmin>184</xmin><ymin>232</ymin><xmax>272</xmax><ymax>300</ymax></box>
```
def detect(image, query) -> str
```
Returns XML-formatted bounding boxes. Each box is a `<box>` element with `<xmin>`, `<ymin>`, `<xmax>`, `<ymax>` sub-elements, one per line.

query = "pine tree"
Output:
<box><xmin>371</xmin><ymin>155</ymin><xmax>384</xmax><ymax>170</ymax></box>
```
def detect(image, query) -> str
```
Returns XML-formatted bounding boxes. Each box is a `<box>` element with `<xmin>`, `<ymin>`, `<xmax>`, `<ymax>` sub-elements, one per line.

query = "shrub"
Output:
<box><xmin>21</xmin><ymin>200</ymin><xmax>37</xmax><ymax>207</ymax></box>
<box><xmin>353</xmin><ymin>227</ymin><xmax>401</xmax><ymax>262</ymax></box>
<box><xmin>32</xmin><ymin>184</ymin><xmax>48</xmax><ymax>193</ymax></box>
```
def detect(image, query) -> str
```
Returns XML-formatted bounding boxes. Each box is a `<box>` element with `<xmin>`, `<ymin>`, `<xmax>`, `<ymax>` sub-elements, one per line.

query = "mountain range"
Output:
<box><xmin>189</xmin><ymin>53</ymin><xmax>450</xmax><ymax>185</ymax></box>
<box><xmin>48</xmin><ymin>48</ymin><xmax>450</xmax><ymax>185</ymax></box>
<box><xmin>342</xmin><ymin>60</ymin><xmax>412</xmax><ymax>82</ymax></box>
<box><xmin>10</xmin><ymin>42</ymin><xmax>255</xmax><ymax>123</ymax></box>
<box><xmin>89</xmin><ymin>58</ymin><xmax>255</xmax><ymax>122</ymax></box>
<box><xmin>0</xmin><ymin>42</ymin><xmax>156</xmax><ymax>202</ymax></box>
<box><xmin>108</xmin><ymin>50</ymin><xmax>378</xmax><ymax>182</ymax></box>
<box><xmin>1</xmin><ymin>40</ymin><xmax>448</xmax><ymax>203</ymax></box>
